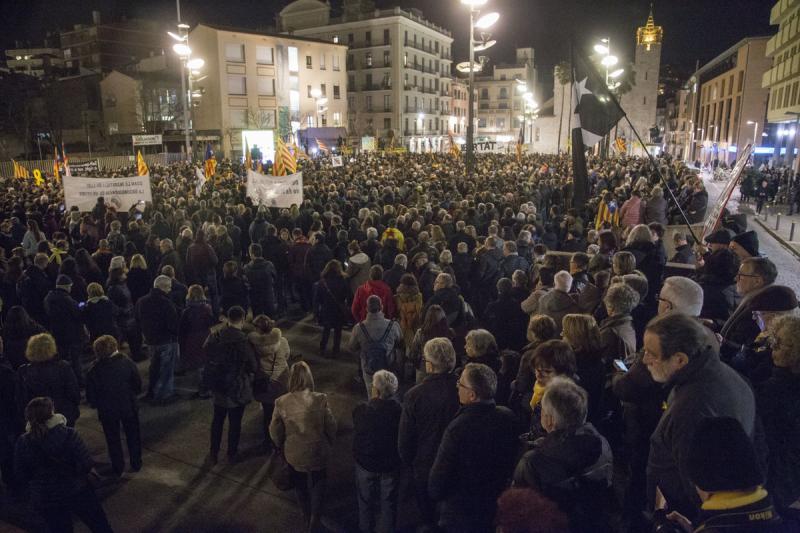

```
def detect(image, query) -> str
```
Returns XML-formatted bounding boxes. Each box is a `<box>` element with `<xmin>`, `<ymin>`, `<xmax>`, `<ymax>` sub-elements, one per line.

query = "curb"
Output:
<box><xmin>752</xmin><ymin>216</ymin><xmax>800</xmax><ymax>261</ymax></box>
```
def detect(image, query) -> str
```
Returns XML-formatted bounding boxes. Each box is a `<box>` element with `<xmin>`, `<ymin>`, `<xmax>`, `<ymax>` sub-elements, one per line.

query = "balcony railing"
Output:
<box><xmin>363</xmin><ymin>84</ymin><xmax>392</xmax><ymax>91</ymax></box>
<box><xmin>404</xmin><ymin>40</ymin><xmax>439</xmax><ymax>57</ymax></box>
<box><xmin>363</xmin><ymin>61</ymin><xmax>391</xmax><ymax>69</ymax></box>
<box><xmin>349</xmin><ymin>40</ymin><xmax>391</xmax><ymax>50</ymax></box>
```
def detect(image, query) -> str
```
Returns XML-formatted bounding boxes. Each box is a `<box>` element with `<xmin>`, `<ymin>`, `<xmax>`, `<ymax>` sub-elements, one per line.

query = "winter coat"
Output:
<box><xmin>220</xmin><ymin>276</ymin><xmax>250</xmax><ymax>314</ymax></box>
<box><xmin>643</xmin><ymin>196</ymin><xmax>669</xmax><ymax>225</ymax></box>
<box><xmin>622</xmin><ymin>241</ymin><xmax>665</xmax><ymax>302</ymax></box>
<box><xmin>429</xmin><ymin>402</ymin><xmax>518</xmax><ymax>531</ymax></box>
<box><xmin>315</xmin><ymin>274</ymin><xmax>351</xmax><ymax>327</ymax></box>
<box><xmin>17</xmin><ymin>266</ymin><xmax>52</xmax><ymax>326</ymax></box>
<box><xmin>270</xmin><ymin>390</ymin><xmax>337</xmax><ymax>472</ymax></box>
<box><xmin>135</xmin><ymin>288</ymin><xmax>179</xmax><ymax>345</ymax></box>
<box><xmin>756</xmin><ymin>368</ymin><xmax>800</xmax><ymax>510</ymax></box>
<box><xmin>382</xmin><ymin>264</ymin><xmax>406</xmax><ymax>293</ymax></box>
<box><xmin>248</xmin><ymin>328</ymin><xmax>290</xmax><ymax>382</ymax></box>
<box><xmin>2</xmin><ymin>322</ymin><xmax>45</xmax><ymax>369</ymax></box>
<box><xmin>452</xmin><ymin>252</ymin><xmax>473</xmax><ymax>295</ymax></box>
<box><xmin>687</xmin><ymin>189</ymin><xmax>709</xmax><ymax>224</ymax></box>
<box><xmin>700</xmin><ymin>279</ymin><xmax>739</xmax><ymax>327</ymax></box>
<box><xmin>417</xmin><ymin>262</ymin><xmax>440</xmax><ymax>302</ymax></box>
<box><xmin>260</xmin><ymin>235</ymin><xmax>289</xmax><ymax>276</ymax></box>
<box><xmin>345</xmin><ymin>252</ymin><xmax>371</xmax><ymax>295</ymax></box>
<box><xmin>83</xmin><ymin>296</ymin><xmax>120</xmax><ymax>340</ymax></box>
<box><xmin>352</xmin><ymin>398</ymin><xmax>402</xmax><ymax>473</ymax></box>
<box><xmin>599</xmin><ymin>314</ymin><xmax>637</xmax><ymax>364</ymax></box>
<box><xmin>395</xmin><ymin>284</ymin><xmax>423</xmax><ymax>345</ymax></box>
<box><xmin>14</xmin><ymin>421</ymin><xmax>94</xmax><ymax>509</ymax></box>
<box><xmin>375</xmin><ymin>241</ymin><xmax>399</xmax><ymax>271</ymax></box>
<box><xmin>500</xmin><ymin>254</ymin><xmax>531</xmax><ymax>279</ymax></box>
<box><xmin>352</xmin><ymin>280</ymin><xmax>396</xmax><ymax>322</ymax></box>
<box><xmin>514</xmin><ymin>422</ymin><xmax>614</xmax><ymax>532</ymax></box>
<box><xmin>157</xmin><ymin>249</ymin><xmax>184</xmax><ymax>283</ymax></box>
<box><xmin>288</xmin><ymin>239</ymin><xmax>311</xmax><ymax>279</ymax></box>
<box><xmin>424</xmin><ymin>286</ymin><xmax>463</xmax><ymax>327</ymax></box>
<box><xmin>186</xmin><ymin>241</ymin><xmax>218</xmax><ymax>282</ymax></box>
<box><xmin>126</xmin><ymin>268</ymin><xmax>152</xmax><ymax>304</ymax></box>
<box><xmin>484</xmin><ymin>294</ymin><xmax>529</xmax><ymax>352</ymax></box>
<box><xmin>16</xmin><ymin>360</ymin><xmax>81</xmax><ymax>426</ymax></box>
<box><xmin>107</xmin><ymin>279</ymin><xmax>134</xmax><ymax>329</ymax></box>
<box><xmin>719</xmin><ymin>288</ymin><xmax>765</xmax><ymax>362</ymax></box>
<box><xmin>178</xmin><ymin>301</ymin><xmax>215</xmax><ymax>371</ymax></box>
<box><xmin>536</xmin><ymin>289</ymin><xmax>580</xmax><ymax>334</ymax></box>
<box><xmin>43</xmin><ymin>288</ymin><xmax>84</xmax><ymax>348</ymax></box>
<box><xmin>647</xmin><ymin>348</ymin><xmax>756</xmax><ymax>518</ymax></box>
<box><xmin>620</xmin><ymin>196</ymin><xmax>643</xmax><ymax>228</ymax></box>
<box><xmin>305</xmin><ymin>242</ymin><xmax>333</xmax><ymax>282</ymax></box>
<box><xmin>86</xmin><ymin>352</ymin><xmax>142</xmax><ymax>420</ymax></box>
<box><xmin>398</xmin><ymin>372</ymin><xmax>460</xmax><ymax>479</ymax></box>
<box><xmin>670</xmin><ymin>244</ymin><xmax>696</xmax><ymax>264</ymax></box>
<box><xmin>348</xmin><ymin>312</ymin><xmax>403</xmax><ymax>371</ymax></box>
<box><xmin>204</xmin><ymin>324</ymin><xmax>258</xmax><ymax>408</ymax></box>
<box><xmin>243</xmin><ymin>258</ymin><xmax>277</xmax><ymax>316</ymax></box>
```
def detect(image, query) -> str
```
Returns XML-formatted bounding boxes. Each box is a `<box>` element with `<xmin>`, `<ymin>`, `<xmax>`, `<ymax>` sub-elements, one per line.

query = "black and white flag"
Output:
<box><xmin>571</xmin><ymin>45</ymin><xmax>626</xmax><ymax>205</ymax></box>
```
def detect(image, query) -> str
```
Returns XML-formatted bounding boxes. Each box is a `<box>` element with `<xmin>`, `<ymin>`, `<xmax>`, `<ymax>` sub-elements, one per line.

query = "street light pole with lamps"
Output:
<box><xmin>461</xmin><ymin>0</ymin><xmax>498</xmax><ymax>175</ymax></box>
<box><xmin>746</xmin><ymin>120</ymin><xmax>759</xmax><ymax>148</ymax></box>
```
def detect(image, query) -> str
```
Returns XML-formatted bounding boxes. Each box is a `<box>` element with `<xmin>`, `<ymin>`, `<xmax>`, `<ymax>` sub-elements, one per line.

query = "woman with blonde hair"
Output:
<box><xmin>15</xmin><ymin>333</ymin><xmax>81</xmax><ymax>426</ymax></box>
<box><xmin>249</xmin><ymin>314</ymin><xmax>290</xmax><ymax>451</ymax></box>
<box><xmin>126</xmin><ymin>253</ymin><xmax>151</xmax><ymax>304</ymax></box>
<box><xmin>561</xmin><ymin>314</ymin><xmax>606</xmax><ymax>423</ymax></box>
<box><xmin>270</xmin><ymin>361</ymin><xmax>337</xmax><ymax>533</ymax></box>
<box><xmin>83</xmin><ymin>282</ymin><xmax>119</xmax><ymax>341</ymax></box>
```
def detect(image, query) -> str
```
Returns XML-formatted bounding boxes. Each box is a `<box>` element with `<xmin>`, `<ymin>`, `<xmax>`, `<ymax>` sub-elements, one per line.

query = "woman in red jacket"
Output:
<box><xmin>351</xmin><ymin>265</ymin><xmax>395</xmax><ymax>322</ymax></box>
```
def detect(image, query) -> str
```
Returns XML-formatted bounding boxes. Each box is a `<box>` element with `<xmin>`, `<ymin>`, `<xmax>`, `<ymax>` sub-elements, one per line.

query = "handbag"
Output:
<box><xmin>253</xmin><ymin>351</ymin><xmax>287</xmax><ymax>404</ymax></box>
<box><xmin>266</xmin><ymin>448</ymin><xmax>294</xmax><ymax>491</ymax></box>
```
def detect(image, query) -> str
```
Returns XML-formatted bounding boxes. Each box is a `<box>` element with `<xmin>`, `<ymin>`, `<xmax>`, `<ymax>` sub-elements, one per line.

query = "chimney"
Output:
<box><xmin>92</xmin><ymin>10</ymin><xmax>101</xmax><ymax>25</ymax></box>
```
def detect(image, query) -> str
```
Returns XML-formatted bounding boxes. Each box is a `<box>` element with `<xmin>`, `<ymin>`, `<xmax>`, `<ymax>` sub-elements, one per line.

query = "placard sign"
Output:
<box><xmin>64</xmin><ymin>175</ymin><xmax>152</xmax><ymax>212</ymax></box>
<box><xmin>132</xmin><ymin>134</ymin><xmax>163</xmax><ymax>146</ymax></box>
<box><xmin>69</xmin><ymin>160</ymin><xmax>100</xmax><ymax>174</ymax></box>
<box><xmin>246</xmin><ymin>170</ymin><xmax>303</xmax><ymax>208</ymax></box>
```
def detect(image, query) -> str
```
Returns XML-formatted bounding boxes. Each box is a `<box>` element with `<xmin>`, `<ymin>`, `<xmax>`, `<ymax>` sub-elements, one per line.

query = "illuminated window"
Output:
<box><xmin>256</xmin><ymin>46</ymin><xmax>274</xmax><ymax>65</ymax></box>
<box><xmin>288</xmin><ymin>47</ymin><xmax>299</xmax><ymax>72</ymax></box>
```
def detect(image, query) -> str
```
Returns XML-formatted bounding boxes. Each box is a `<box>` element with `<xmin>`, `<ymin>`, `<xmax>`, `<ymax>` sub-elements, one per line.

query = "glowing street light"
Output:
<box><xmin>186</xmin><ymin>57</ymin><xmax>205</xmax><ymax>70</ymax></box>
<box><xmin>460</xmin><ymin>0</ymin><xmax>488</xmax><ymax>5</ymax></box>
<box><xmin>609</xmin><ymin>68</ymin><xmax>625</xmax><ymax>78</ymax></box>
<box><xmin>173</xmin><ymin>43</ymin><xmax>191</xmax><ymax>57</ymax></box>
<box><xmin>474</xmin><ymin>12</ymin><xmax>500</xmax><ymax>29</ymax></box>
<box><xmin>601</xmin><ymin>55</ymin><xmax>618</xmax><ymax>67</ymax></box>
<box><xmin>168</xmin><ymin>31</ymin><xmax>186</xmax><ymax>42</ymax></box>
<box><xmin>594</xmin><ymin>44</ymin><xmax>609</xmax><ymax>55</ymax></box>
<box><xmin>473</xmin><ymin>40</ymin><xmax>496</xmax><ymax>52</ymax></box>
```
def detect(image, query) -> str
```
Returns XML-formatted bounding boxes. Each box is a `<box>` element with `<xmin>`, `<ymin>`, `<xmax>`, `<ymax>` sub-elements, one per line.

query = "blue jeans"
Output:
<box><xmin>355</xmin><ymin>463</ymin><xmax>399</xmax><ymax>533</ymax></box>
<box><xmin>151</xmin><ymin>343</ymin><xmax>179</xmax><ymax>400</ymax></box>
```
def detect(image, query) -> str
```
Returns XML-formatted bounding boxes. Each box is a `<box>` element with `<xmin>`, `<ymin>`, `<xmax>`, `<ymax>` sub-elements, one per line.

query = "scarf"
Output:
<box><xmin>530</xmin><ymin>381</ymin><xmax>546</xmax><ymax>410</ymax></box>
<box><xmin>26</xmin><ymin>413</ymin><xmax>67</xmax><ymax>433</ymax></box>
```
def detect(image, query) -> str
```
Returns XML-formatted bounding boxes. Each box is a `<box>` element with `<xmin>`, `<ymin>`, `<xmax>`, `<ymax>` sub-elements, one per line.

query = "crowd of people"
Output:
<box><xmin>0</xmin><ymin>149</ymin><xmax>798</xmax><ymax>533</ymax></box>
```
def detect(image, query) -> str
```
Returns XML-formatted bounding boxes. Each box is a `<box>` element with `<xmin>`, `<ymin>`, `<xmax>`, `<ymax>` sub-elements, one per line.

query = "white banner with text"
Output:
<box><xmin>64</xmin><ymin>175</ymin><xmax>152</xmax><ymax>212</ymax></box>
<box><xmin>246</xmin><ymin>170</ymin><xmax>303</xmax><ymax>208</ymax></box>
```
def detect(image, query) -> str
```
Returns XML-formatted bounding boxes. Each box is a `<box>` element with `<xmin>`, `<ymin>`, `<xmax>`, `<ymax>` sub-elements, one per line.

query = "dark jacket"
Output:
<box><xmin>687</xmin><ymin>189</ymin><xmax>709</xmax><ymax>224</ymax></box>
<box><xmin>43</xmin><ymin>288</ymin><xmax>83</xmax><ymax>347</ymax></box>
<box><xmin>670</xmin><ymin>244</ymin><xmax>696</xmax><ymax>265</ymax></box>
<box><xmin>2</xmin><ymin>322</ymin><xmax>45</xmax><ymax>369</ymax></box>
<box><xmin>315</xmin><ymin>274</ymin><xmax>351</xmax><ymax>327</ymax></box>
<box><xmin>305</xmin><ymin>242</ymin><xmax>333</xmax><ymax>282</ymax></box>
<box><xmin>260</xmin><ymin>235</ymin><xmax>289</xmax><ymax>276</ymax></box>
<box><xmin>203</xmin><ymin>324</ymin><xmax>258</xmax><ymax>407</ymax></box>
<box><xmin>720</xmin><ymin>289</ymin><xmax>765</xmax><ymax>362</ymax></box>
<box><xmin>243</xmin><ymin>258</ymin><xmax>277</xmax><ymax>316</ymax></box>
<box><xmin>623</xmin><ymin>240</ymin><xmax>665</xmax><ymax>302</ymax></box>
<box><xmin>352</xmin><ymin>398</ymin><xmax>402</xmax><ymax>473</ymax></box>
<box><xmin>135</xmin><ymin>288</ymin><xmax>179</xmax><ymax>345</ymax></box>
<box><xmin>756</xmin><ymin>368</ymin><xmax>800</xmax><ymax>510</ymax></box>
<box><xmin>643</xmin><ymin>195</ymin><xmax>668</xmax><ymax>225</ymax></box>
<box><xmin>178</xmin><ymin>300</ymin><xmax>215</xmax><ymax>372</ymax></box>
<box><xmin>417</xmin><ymin>262</ymin><xmax>440</xmax><ymax>302</ymax></box>
<box><xmin>14</xmin><ymin>423</ymin><xmax>94</xmax><ymax>509</ymax></box>
<box><xmin>500</xmin><ymin>254</ymin><xmax>530</xmax><ymax>278</ymax></box>
<box><xmin>17</xmin><ymin>266</ymin><xmax>51</xmax><ymax>326</ymax></box>
<box><xmin>700</xmin><ymin>280</ymin><xmax>739</xmax><ymax>327</ymax></box>
<box><xmin>86</xmin><ymin>352</ymin><xmax>142</xmax><ymax>420</ymax></box>
<box><xmin>126</xmin><ymin>268</ymin><xmax>151</xmax><ymax>304</ymax></box>
<box><xmin>382</xmin><ymin>264</ymin><xmax>406</xmax><ymax>293</ymax></box>
<box><xmin>16</xmin><ymin>360</ymin><xmax>81</xmax><ymax>426</ymax></box>
<box><xmin>484</xmin><ymin>293</ymin><xmax>529</xmax><ymax>351</ymax></box>
<box><xmin>186</xmin><ymin>241</ymin><xmax>218</xmax><ymax>283</ymax></box>
<box><xmin>692</xmin><ymin>491</ymin><xmax>789</xmax><ymax>533</ymax></box>
<box><xmin>429</xmin><ymin>401</ymin><xmax>518</xmax><ymax>531</ymax></box>
<box><xmin>648</xmin><ymin>349</ymin><xmax>756</xmax><ymax>519</ymax></box>
<box><xmin>599</xmin><ymin>313</ymin><xmax>637</xmax><ymax>363</ymax></box>
<box><xmin>424</xmin><ymin>286</ymin><xmax>462</xmax><ymax>327</ymax></box>
<box><xmin>398</xmin><ymin>372</ymin><xmax>460</xmax><ymax>479</ymax></box>
<box><xmin>220</xmin><ymin>276</ymin><xmax>250</xmax><ymax>314</ymax></box>
<box><xmin>536</xmin><ymin>289</ymin><xmax>580</xmax><ymax>334</ymax></box>
<box><xmin>158</xmin><ymin>249</ymin><xmax>184</xmax><ymax>282</ymax></box>
<box><xmin>83</xmin><ymin>296</ymin><xmax>119</xmax><ymax>340</ymax></box>
<box><xmin>513</xmin><ymin>422</ymin><xmax>614</xmax><ymax>533</ymax></box>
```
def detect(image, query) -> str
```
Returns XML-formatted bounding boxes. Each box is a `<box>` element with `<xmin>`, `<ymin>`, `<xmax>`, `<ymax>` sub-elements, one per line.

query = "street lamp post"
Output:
<box><xmin>746</xmin><ymin>120</ymin><xmax>758</xmax><ymax>148</ymax></box>
<box><xmin>461</xmin><ymin>0</ymin><xmax>496</xmax><ymax>176</ymax></box>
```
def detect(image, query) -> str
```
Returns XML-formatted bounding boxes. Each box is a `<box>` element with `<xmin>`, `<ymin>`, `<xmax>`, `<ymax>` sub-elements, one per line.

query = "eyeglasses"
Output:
<box><xmin>656</xmin><ymin>293</ymin><xmax>673</xmax><ymax>309</ymax></box>
<box><xmin>736</xmin><ymin>272</ymin><xmax>761</xmax><ymax>280</ymax></box>
<box><xmin>456</xmin><ymin>380</ymin><xmax>474</xmax><ymax>391</ymax></box>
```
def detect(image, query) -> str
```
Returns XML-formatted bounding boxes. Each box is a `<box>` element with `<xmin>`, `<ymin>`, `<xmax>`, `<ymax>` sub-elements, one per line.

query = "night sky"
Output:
<box><xmin>3</xmin><ymin>0</ymin><xmax>774</xmax><ymax>82</ymax></box>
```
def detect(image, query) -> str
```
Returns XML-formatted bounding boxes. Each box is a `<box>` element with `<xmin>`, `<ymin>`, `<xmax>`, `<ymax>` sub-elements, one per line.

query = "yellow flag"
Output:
<box><xmin>53</xmin><ymin>147</ymin><xmax>60</xmax><ymax>183</ymax></box>
<box><xmin>278</xmin><ymin>139</ymin><xmax>297</xmax><ymax>174</ymax></box>
<box><xmin>272</xmin><ymin>139</ymin><xmax>285</xmax><ymax>176</ymax></box>
<box><xmin>33</xmin><ymin>169</ymin><xmax>44</xmax><ymax>187</ymax></box>
<box><xmin>244</xmin><ymin>138</ymin><xmax>252</xmax><ymax>170</ymax></box>
<box><xmin>137</xmin><ymin>150</ymin><xmax>149</xmax><ymax>176</ymax></box>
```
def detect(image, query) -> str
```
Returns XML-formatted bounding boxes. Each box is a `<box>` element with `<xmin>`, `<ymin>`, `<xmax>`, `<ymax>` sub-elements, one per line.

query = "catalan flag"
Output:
<box><xmin>315</xmin><ymin>138</ymin><xmax>329</xmax><ymax>154</ymax></box>
<box><xmin>516</xmin><ymin>124</ymin><xmax>525</xmax><ymax>162</ymax></box>
<box><xmin>292</xmin><ymin>143</ymin><xmax>311</xmax><ymax>161</ymax></box>
<box><xmin>279</xmin><ymin>138</ymin><xmax>297</xmax><ymax>174</ymax></box>
<box><xmin>272</xmin><ymin>143</ymin><xmax>284</xmax><ymax>177</ymax></box>
<box><xmin>448</xmin><ymin>133</ymin><xmax>461</xmax><ymax>159</ymax></box>
<box><xmin>244</xmin><ymin>138</ymin><xmax>252</xmax><ymax>170</ymax></box>
<box><xmin>137</xmin><ymin>150</ymin><xmax>149</xmax><ymax>176</ymax></box>
<box><xmin>204</xmin><ymin>143</ymin><xmax>217</xmax><ymax>178</ymax></box>
<box><xmin>614</xmin><ymin>137</ymin><xmax>627</xmax><ymax>154</ymax></box>
<box><xmin>12</xmin><ymin>160</ymin><xmax>29</xmax><ymax>179</ymax></box>
<box><xmin>53</xmin><ymin>147</ymin><xmax>61</xmax><ymax>183</ymax></box>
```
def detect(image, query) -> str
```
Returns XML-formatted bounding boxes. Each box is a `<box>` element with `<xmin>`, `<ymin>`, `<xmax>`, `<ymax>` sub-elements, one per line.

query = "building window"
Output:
<box><xmin>348</xmin><ymin>33</ymin><xmax>354</xmax><ymax>44</ymax></box>
<box><xmin>227</xmin><ymin>75</ymin><xmax>246</xmax><ymax>95</ymax></box>
<box><xmin>333</xmin><ymin>112</ymin><xmax>341</xmax><ymax>126</ymax></box>
<box><xmin>320</xmin><ymin>54</ymin><xmax>326</xmax><ymax>70</ymax></box>
<box><xmin>366</xmin><ymin>53</ymin><xmax>373</xmax><ymax>67</ymax></box>
<box><xmin>480</xmin><ymin>88</ymin><xmax>488</xmax><ymax>99</ymax></box>
<box><xmin>256</xmin><ymin>46</ymin><xmax>274</xmax><ymax>65</ymax></box>
<box><xmin>384</xmin><ymin>117</ymin><xmax>391</xmax><ymax>130</ymax></box>
<box><xmin>306</xmin><ymin>56</ymin><xmax>312</xmax><ymax>69</ymax></box>
<box><xmin>366</xmin><ymin>96</ymin><xmax>373</xmax><ymax>111</ymax></box>
<box><xmin>258</xmin><ymin>77</ymin><xmax>275</xmax><ymax>96</ymax></box>
<box><xmin>229</xmin><ymin>109</ymin><xmax>248</xmax><ymax>128</ymax></box>
<box><xmin>333</xmin><ymin>85</ymin><xmax>340</xmax><ymax>99</ymax></box>
<box><xmin>478</xmin><ymin>118</ymin><xmax>486</xmax><ymax>128</ymax></box>
<box><xmin>645</xmin><ymin>71</ymin><xmax>648</xmax><ymax>81</ymax></box>
<box><xmin>289</xmin><ymin>90</ymin><xmax>300</xmax><ymax>112</ymax></box>
<box><xmin>499</xmin><ymin>87</ymin><xmax>507</xmax><ymax>99</ymax></box>
<box><xmin>384</xmin><ymin>50</ymin><xmax>390</xmax><ymax>67</ymax></box>
<box><xmin>289</xmin><ymin>75</ymin><xmax>299</xmax><ymax>90</ymax></box>
<box><xmin>365</xmin><ymin>31</ymin><xmax>372</xmax><ymax>45</ymax></box>
<box><xmin>643</xmin><ymin>96</ymin><xmax>647</xmax><ymax>105</ymax></box>
<box><xmin>307</xmin><ymin>85</ymin><xmax>313</xmax><ymax>98</ymax></box>
<box><xmin>384</xmin><ymin>29</ymin><xmax>390</xmax><ymax>45</ymax></box>
<box><xmin>321</xmin><ymin>114</ymin><xmax>327</xmax><ymax>126</ymax></box>
<box><xmin>348</xmin><ymin>96</ymin><xmax>355</xmax><ymax>109</ymax></box>
<box><xmin>384</xmin><ymin>94</ymin><xmax>390</xmax><ymax>110</ymax></box>
<box><xmin>225</xmin><ymin>43</ymin><xmax>245</xmax><ymax>62</ymax></box>
<box><xmin>288</xmin><ymin>47</ymin><xmax>299</xmax><ymax>72</ymax></box>
<box><xmin>306</xmin><ymin>116</ymin><xmax>314</xmax><ymax>128</ymax></box>
<box><xmin>320</xmin><ymin>83</ymin><xmax>326</xmax><ymax>96</ymax></box>
<box><xmin>333</xmin><ymin>35</ymin><xmax>339</xmax><ymax>43</ymax></box>
<box><xmin>497</xmin><ymin>118</ymin><xmax>505</xmax><ymax>129</ymax></box>
<box><xmin>404</xmin><ymin>52</ymin><xmax>408</xmax><ymax>66</ymax></box>
<box><xmin>332</xmin><ymin>54</ymin><xmax>340</xmax><ymax>71</ymax></box>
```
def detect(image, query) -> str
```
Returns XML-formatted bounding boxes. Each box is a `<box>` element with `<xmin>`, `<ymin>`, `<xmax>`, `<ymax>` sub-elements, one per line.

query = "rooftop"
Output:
<box><xmin>324</xmin><ymin>7</ymin><xmax>451</xmax><ymax>37</ymax></box>
<box><xmin>196</xmin><ymin>22</ymin><xmax>350</xmax><ymax>47</ymax></box>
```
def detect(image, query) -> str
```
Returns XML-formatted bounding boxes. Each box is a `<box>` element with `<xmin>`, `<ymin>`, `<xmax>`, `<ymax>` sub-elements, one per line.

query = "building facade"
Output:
<box><xmin>692</xmin><ymin>37</ymin><xmax>771</xmax><ymax>165</ymax></box>
<box><xmin>189</xmin><ymin>23</ymin><xmax>348</xmax><ymax>159</ymax></box>
<box><xmin>763</xmin><ymin>0</ymin><xmax>800</xmax><ymax>124</ymax></box>
<box><xmin>280</xmin><ymin>0</ymin><xmax>454</xmax><ymax>152</ymax></box>
<box><xmin>450</xmin><ymin>79</ymin><xmax>469</xmax><ymax>137</ymax></box>
<box><xmin>473</xmin><ymin>48</ymin><xmax>537</xmax><ymax>147</ymax></box>
<box><xmin>5</xmin><ymin>47</ymin><xmax>66</xmax><ymax>79</ymax></box>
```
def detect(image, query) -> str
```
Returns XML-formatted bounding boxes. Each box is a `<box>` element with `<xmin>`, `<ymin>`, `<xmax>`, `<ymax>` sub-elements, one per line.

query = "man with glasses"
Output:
<box><xmin>429</xmin><ymin>363</ymin><xmax>518</xmax><ymax>533</ymax></box>
<box><xmin>719</xmin><ymin>257</ymin><xmax>778</xmax><ymax>361</ymax></box>
<box><xmin>397</xmin><ymin>338</ymin><xmax>459</xmax><ymax>531</ymax></box>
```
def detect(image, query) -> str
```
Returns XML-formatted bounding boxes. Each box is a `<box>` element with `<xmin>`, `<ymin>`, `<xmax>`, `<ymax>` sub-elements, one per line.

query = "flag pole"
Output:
<box><xmin>622</xmin><ymin>113</ymin><xmax>700</xmax><ymax>244</ymax></box>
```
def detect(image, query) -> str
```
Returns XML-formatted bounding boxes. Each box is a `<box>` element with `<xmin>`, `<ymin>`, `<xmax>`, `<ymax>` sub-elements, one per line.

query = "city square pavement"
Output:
<box><xmin>1</xmin><ymin>317</ymin><xmax>420</xmax><ymax>533</ymax></box>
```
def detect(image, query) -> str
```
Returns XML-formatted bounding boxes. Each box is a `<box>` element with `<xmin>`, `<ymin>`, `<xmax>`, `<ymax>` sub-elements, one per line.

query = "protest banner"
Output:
<box><xmin>246</xmin><ymin>170</ymin><xmax>303</xmax><ymax>208</ymax></box>
<box><xmin>69</xmin><ymin>160</ymin><xmax>100</xmax><ymax>174</ymax></box>
<box><xmin>64</xmin><ymin>175</ymin><xmax>152</xmax><ymax>212</ymax></box>
<box><xmin>331</xmin><ymin>155</ymin><xmax>343</xmax><ymax>167</ymax></box>
<box><xmin>700</xmin><ymin>144</ymin><xmax>753</xmax><ymax>241</ymax></box>
<box><xmin>132</xmin><ymin>134</ymin><xmax>163</xmax><ymax>146</ymax></box>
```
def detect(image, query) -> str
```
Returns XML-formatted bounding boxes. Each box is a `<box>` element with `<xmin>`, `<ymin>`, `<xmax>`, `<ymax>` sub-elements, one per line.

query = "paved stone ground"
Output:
<box><xmin>0</xmin><ymin>317</ymin><xmax>422</xmax><ymax>533</ymax></box>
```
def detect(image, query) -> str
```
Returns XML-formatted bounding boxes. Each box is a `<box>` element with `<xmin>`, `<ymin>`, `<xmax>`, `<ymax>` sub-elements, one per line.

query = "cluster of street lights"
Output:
<box><xmin>593</xmin><ymin>38</ymin><xmax>625</xmax><ymax>91</ymax></box>
<box><xmin>310</xmin><ymin>89</ymin><xmax>328</xmax><ymax>127</ymax></box>
<box><xmin>516</xmin><ymin>78</ymin><xmax>539</xmax><ymax>146</ymax></box>
<box><xmin>460</xmin><ymin>0</ymin><xmax>500</xmax><ymax>174</ymax></box>
<box><xmin>167</xmin><ymin>18</ymin><xmax>205</xmax><ymax>160</ymax></box>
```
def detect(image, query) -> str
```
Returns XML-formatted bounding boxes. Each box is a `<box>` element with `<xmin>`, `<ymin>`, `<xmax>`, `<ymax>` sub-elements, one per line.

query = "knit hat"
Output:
<box><xmin>731</xmin><ymin>230</ymin><xmax>759</xmax><ymax>258</ymax></box>
<box><xmin>687</xmin><ymin>417</ymin><xmax>763</xmax><ymax>491</ymax></box>
<box><xmin>704</xmin><ymin>229</ymin><xmax>731</xmax><ymax>245</ymax></box>
<box><xmin>366</xmin><ymin>295</ymin><xmax>382</xmax><ymax>314</ymax></box>
<box><xmin>749</xmin><ymin>285</ymin><xmax>798</xmax><ymax>312</ymax></box>
<box><xmin>55</xmin><ymin>274</ymin><xmax>72</xmax><ymax>287</ymax></box>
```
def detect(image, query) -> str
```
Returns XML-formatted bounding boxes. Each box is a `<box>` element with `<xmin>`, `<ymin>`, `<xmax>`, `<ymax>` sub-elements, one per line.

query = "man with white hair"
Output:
<box><xmin>448</xmin><ymin>220</ymin><xmax>477</xmax><ymax>254</ymax></box>
<box><xmin>535</xmin><ymin>270</ymin><xmax>580</xmax><ymax>334</ymax></box>
<box><xmin>398</xmin><ymin>338</ymin><xmax>460</xmax><ymax>530</ymax></box>
<box><xmin>658</xmin><ymin>276</ymin><xmax>704</xmax><ymax>317</ymax></box>
<box><xmin>382</xmin><ymin>253</ymin><xmax>407</xmax><ymax>293</ymax></box>
<box><xmin>429</xmin><ymin>363</ymin><xmax>518</xmax><ymax>532</ymax></box>
<box><xmin>135</xmin><ymin>275</ymin><xmax>180</xmax><ymax>402</ymax></box>
<box><xmin>352</xmin><ymin>370</ymin><xmax>402</xmax><ymax>533</ymax></box>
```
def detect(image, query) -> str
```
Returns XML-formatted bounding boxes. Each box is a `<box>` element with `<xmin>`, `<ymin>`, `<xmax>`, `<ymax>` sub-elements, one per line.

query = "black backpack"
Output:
<box><xmin>359</xmin><ymin>321</ymin><xmax>394</xmax><ymax>374</ymax></box>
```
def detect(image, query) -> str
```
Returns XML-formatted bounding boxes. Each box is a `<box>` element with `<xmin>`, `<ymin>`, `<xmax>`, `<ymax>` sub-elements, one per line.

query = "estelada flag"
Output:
<box><xmin>53</xmin><ymin>147</ymin><xmax>61</xmax><ymax>183</ymax></box>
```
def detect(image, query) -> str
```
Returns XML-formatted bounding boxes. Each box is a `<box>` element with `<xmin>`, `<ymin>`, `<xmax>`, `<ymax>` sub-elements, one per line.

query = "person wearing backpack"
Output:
<box><xmin>348</xmin><ymin>296</ymin><xmax>403</xmax><ymax>398</ymax></box>
<box><xmin>202</xmin><ymin>306</ymin><xmax>258</xmax><ymax>464</ymax></box>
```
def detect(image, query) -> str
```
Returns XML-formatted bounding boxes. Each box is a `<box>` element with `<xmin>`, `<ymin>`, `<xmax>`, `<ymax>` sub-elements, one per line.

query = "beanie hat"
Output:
<box><xmin>749</xmin><ymin>285</ymin><xmax>798</xmax><ymax>312</ymax></box>
<box><xmin>366</xmin><ymin>294</ymin><xmax>382</xmax><ymax>314</ymax></box>
<box><xmin>56</xmin><ymin>274</ymin><xmax>72</xmax><ymax>287</ymax></box>
<box><xmin>731</xmin><ymin>230</ymin><xmax>759</xmax><ymax>258</ymax></box>
<box><xmin>704</xmin><ymin>229</ymin><xmax>731</xmax><ymax>245</ymax></box>
<box><xmin>687</xmin><ymin>417</ymin><xmax>763</xmax><ymax>491</ymax></box>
